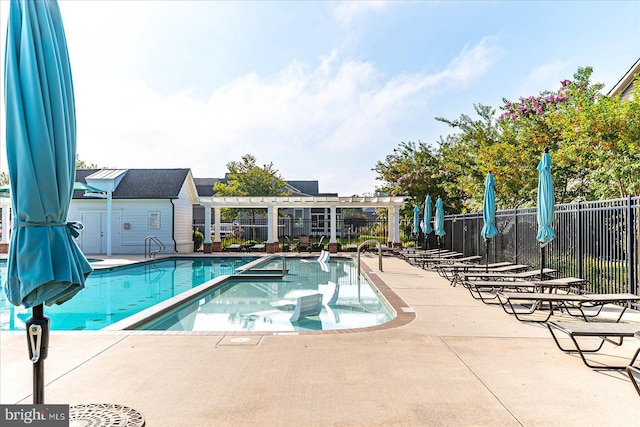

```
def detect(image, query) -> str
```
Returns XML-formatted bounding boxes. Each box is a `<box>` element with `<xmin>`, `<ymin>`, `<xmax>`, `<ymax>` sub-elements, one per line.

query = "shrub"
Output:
<box><xmin>193</xmin><ymin>229</ymin><xmax>204</xmax><ymax>252</ymax></box>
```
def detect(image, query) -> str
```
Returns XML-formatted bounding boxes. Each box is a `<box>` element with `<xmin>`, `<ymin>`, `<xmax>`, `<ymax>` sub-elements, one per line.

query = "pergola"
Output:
<box><xmin>197</xmin><ymin>196</ymin><xmax>408</xmax><ymax>253</ymax></box>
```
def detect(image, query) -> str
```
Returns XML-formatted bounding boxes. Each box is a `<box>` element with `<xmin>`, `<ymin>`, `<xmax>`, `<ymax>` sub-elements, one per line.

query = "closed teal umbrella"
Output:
<box><xmin>434</xmin><ymin>197</ymin><xmax>445</xmax><ymax>237</ymax></box>
<box><xmin>422</xmin><ymin>195</ymin><xmax>433</xmax><ymax>249</ymax></box>
<box><xmin>536</xmin><ymin>148</ymin><xmax>555</xmax><ymax>279</ymax></box>
<box><xmin>481</xmin><ymin>172</ymin><xmax>498</xmax><ymax>271</ymax></box>
<box><xmin>4</xmin><ymin>0</ymin><xmax>92</xmax><ymax>403</ymax></box>
<box><xmin>434</xmin><ymin>197</ymin><xmax>445</xmax><ymax>255</ymax></box>
<box><xmin>422</xmin><ymin>195</ymin><xmax>433</xmax><ymax>234</ymax></box>
<box><xmin>412</xmin><ymin>205</ymin><xmax>420</xmax><ymax>248</ymax></box>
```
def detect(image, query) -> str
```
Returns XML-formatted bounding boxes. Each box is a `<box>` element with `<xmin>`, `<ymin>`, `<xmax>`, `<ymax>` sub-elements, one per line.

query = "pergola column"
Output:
<box><xmin>266</xmin><ymin>206</ymin><xmax>279</xmax><ymax>253</ymax></box>
<box><xmin>0</xmin><ymin>205</ymin><xmax>9</xmax><ymax>253</ymax></box>
<box><xmin>393</xmin><ymin>206</ymin><xmax>401</xmax><ymax>247</ymax></box>
<box><xmin>210</xmin><ymin>207</ymin><xmax>223</xmax><ymax>252</ymax></box>
<box><xmin>329</xmin><ymin>205</ymin><xmax>338</xmax><ymax>253</ymax></box>
<box><xmin>387</xmin><ymin>206</ymin><xmax>395</xmax><ymax>247</ymax></box>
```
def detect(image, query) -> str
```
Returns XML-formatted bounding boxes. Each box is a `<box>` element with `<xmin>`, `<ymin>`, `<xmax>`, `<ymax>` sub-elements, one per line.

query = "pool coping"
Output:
<box><xmin>100</xmin><ymin>254</ymin><xmax>416</xmax><ymax>335</ymax></box>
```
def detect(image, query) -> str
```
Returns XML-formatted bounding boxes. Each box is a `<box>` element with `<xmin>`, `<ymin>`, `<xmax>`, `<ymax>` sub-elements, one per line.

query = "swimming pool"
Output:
<box><xmin>0</xmin><ymin>257</ymin><xmax>255</xmax><ymax>331</ymax></box>
<box><xmin>127</xmin><ymin>257</ymin><xmax>395</xmax><ymax>332</ymax></box>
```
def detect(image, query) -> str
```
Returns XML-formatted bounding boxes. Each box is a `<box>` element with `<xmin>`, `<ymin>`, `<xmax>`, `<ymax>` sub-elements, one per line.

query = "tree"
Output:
<box><xmin>213</xmin><ymin>154</ymin><xmax>290</xmax><ymax>238</ymax></box>
<box><xmin>373</xmin><ymin>141</ymin><xmax>456</xmax><ymax>217</ymax></box>
<box><xmin>76</xmin><ymin>154</ymin><xmax>99</xmax><ymax>169</ymax></box>
<box><xmin>436</xmin><ymin>104</ymin><xmax>502</xmax><ymax>211</ymax></box>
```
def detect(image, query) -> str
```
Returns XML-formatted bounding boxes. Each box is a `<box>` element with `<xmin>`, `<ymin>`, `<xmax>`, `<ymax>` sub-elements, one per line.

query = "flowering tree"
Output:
<box><xmin>373</xmin><ymin>140</ymin><xmax>458</xmax><ymax>216</ymax></box>
<box><xmin>373</xmin><ymin>66</ymin><xmax>640</xmax><ymax>217</ymax></box>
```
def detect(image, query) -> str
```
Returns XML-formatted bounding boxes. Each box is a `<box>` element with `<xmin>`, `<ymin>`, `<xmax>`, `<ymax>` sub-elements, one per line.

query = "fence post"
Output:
<box><xmin>576</xmin><ymin>201</ymin><xmax>583</xmax><ymax>279</ymax></box>
<box><xmin>627</xmin><ymin>196</ymin><xmax>635</xmax><ymax>294</ymax></box>
<box><xmin>514</xmin><ymin>209</ymin><xmax>518</xmax><ymax>264</ymax></box>
<box><xmin>462</xmin><ymin>215</ymin><xmax>466</xmax><ymax>255</ymax></box>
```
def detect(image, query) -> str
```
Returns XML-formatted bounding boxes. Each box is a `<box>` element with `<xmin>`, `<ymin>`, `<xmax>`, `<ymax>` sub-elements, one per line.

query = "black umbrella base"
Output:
<box><xmin>69</xmin><ymin>404</ymin><xmax>144</xmax><ymax>426</ymax></box>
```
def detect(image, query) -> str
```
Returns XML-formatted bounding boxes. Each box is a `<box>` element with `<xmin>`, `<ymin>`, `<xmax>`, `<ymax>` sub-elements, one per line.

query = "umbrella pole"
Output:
<box><xmin>26</xmin><ymin>303</ymin><xmax>49</xmax><ymax>404</ymax></box>
<box><xmin>485</xmin><ymin>239</ymin><xmax>489</xmax><ymax>273</ymax></box>
<box><xmin>540</xmin><ymin>245</ymin><xmax>546</xmax><ymax>281</ymax></box>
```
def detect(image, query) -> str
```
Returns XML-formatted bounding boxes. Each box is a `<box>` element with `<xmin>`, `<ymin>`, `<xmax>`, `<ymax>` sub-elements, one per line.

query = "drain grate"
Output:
<box><xmin>69</xmin><ymin>403</ymin><xmax>145</xmax><ymax>427</ymax></box>
<box><xmin>217</xmin><ymin>336</ymin><xmax>262</xmax><ymax>346</ymax></box>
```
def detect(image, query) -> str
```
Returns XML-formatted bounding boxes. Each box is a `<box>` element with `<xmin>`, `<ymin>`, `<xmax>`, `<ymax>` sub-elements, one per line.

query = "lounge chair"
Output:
<box><xmin>252</xmin><ymin>292</ymin><xmax>324</xmax><ymax>322</ymax></box>
<box><xmin>462</xmin><ymin>279</ymin><xmax>585</xmax><ymax>304</ymax></box>
<box><xmin>297</xmin><ymin>235</ymin><xmax>310</xmax><ymax>252</ymax></box>
<box><xmin>223</xmin><ymin>244</ymin><xmax>242</xmax><ymax>252</ymax></box>
<box><xmin>435</xmin><ymin>262</ymin><xmax>514</xmax><ymax>284</ymax></box>
<box><xmin>459</xmin><ymin>268</ymin><xmax>558</xmax><ymax>283</ymax></box>
<box><xmin>319</xmin><ymin>281</ymin><xmax>339</xmax><ymax>305</ymax></box>
<box><xmin>311</xmin><ymin>235</ymin><xmax>326</xmax><ymax>252</ymax></box>
<box><xmin>497</xmin><ymin>292</ymin><xmax>640</xmax><ymax>323</ymax></box>
<box><xmin>547</xmin><ymin>321</ymin><xmax>640</xmax><ymax>369</ymax></box>
<box><xmin>300</xmin><ymin>250</ymin><xmax>330</xmax><ymax>264</ymax></box>
<box><xmin>289</xmin><ymin>293</ymin><xmax>323</xmax><ymax>322</ymax></box>
<box><xmin>318</xmin><ymin>250</ymin><xmax>330</xmax><ymax>263</ymax></box>
<box><xmin>249</xmin><ymin>243</ymin><xmax>266</xmax><ymax>252</ymax></box>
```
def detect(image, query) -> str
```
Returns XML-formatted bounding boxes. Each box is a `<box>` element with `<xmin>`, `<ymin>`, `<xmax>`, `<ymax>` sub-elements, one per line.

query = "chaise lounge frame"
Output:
<box><xmin>547</xmin><ymin>321</ymin><xmax>640</xmax><ymax>370</ymax></box>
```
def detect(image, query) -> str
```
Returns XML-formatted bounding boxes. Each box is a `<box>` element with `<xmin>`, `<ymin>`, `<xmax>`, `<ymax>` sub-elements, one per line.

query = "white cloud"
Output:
<box><xmin>521</xmin><ymin>60</ymin><xmax>573</xmax><ymax>95</ymax></box>
<box><xmin>72</xmin><ymin>37</ymin><xmax>500</xmax><ymax>195</ymax></box>
<box><xmin>333</xmin><ymin>1</ymin><xmax>391</xmax><ymax>26</ymax></box>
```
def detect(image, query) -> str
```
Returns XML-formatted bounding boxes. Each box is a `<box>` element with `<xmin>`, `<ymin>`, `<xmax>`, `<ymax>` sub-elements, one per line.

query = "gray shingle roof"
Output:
<box><xmin>74</xmin><ymin>169</ymin><xmax>191</xmax><ymax>199</ymax></box>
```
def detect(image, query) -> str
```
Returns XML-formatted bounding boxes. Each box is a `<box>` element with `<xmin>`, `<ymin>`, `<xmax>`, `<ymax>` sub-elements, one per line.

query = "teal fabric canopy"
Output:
<box><xmin>422</xmin><ymin>195</ymin><xmax>433</xmax><ymax>234</ymax></box>
<box><xmin>4</xmin><ymin>0</ymin><xmax>93</xmax><ymax>308</ymax></box>
<box><xmin>434</xmin><ymin>197</ymin><xmax>446</xmax><ymax>237</ymax></box>
<box><xmin>536</xmin><ymin>150</ymin><xmax>556</xmax><ymax>245</ymax></box>
<box><xmin>413</xmin><ymin>205</ymin><xmax>420</xmax><ymax>234</ymax></box>
<box><xmin>480</xmin><ymin>172</ymin><xmax>498</xmax><ymax>239</ymax></box>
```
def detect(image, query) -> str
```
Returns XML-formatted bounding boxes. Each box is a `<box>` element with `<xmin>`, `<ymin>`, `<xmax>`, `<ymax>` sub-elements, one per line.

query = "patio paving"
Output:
<box><xmin>1</xmin><ymin>253</ymin><xmax>639</xmax><ymax>426</ymax></box>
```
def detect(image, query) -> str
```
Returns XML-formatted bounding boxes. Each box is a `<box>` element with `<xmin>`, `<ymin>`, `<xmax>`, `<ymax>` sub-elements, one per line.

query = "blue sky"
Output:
<box><xmin>1</xmin><ymin>1</ymin><xmax>639</xmax><ymax>196</ymax></box>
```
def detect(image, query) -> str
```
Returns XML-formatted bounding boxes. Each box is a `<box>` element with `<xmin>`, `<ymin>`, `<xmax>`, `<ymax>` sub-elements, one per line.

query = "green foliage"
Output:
<box><xmin>373</xmin><ymin>66</ymin><xmax>640</xmax><ymax>222</ymax></box>
<box><xmin>344</xmin><ymin>212</ymin><xmax>369</xmax><ymax>231</ymax></box>
<box><xmin>373</xmin><ymin>140</ymin><xmax>458</xmax><ymax>216</ymax></box>
<box><xmin>193</xmin><ymin>229</ymin><xmax>204</xmax><ymax>251</ymax></box>
<box><xmin>213</xmin><ymin>154</ymin><xmax>290</xmax><ymax>221</ymax></box>
<box><xmin>76</xmin><ymin>154</ymin><xmax>99</xmax><ymax>169</ymax></box>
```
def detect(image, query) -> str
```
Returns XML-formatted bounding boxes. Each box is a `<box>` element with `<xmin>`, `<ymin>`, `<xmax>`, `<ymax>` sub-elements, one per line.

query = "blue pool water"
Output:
<box><xmin>138</xmin><ymin>257</ymin><xmax>394</xmax><ymax>332</ymax></box>
<box><xmin>0</xmin><ymin>257</ymin><xmax>254</xmax><ymax>331</ymax></box>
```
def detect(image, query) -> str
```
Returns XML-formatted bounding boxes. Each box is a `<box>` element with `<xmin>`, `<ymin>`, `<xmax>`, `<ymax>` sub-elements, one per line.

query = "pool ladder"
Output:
<box><xmin>144</xmin><ymin>236</ymin><xmax>165</xmax><ymax>258</ymax></box>
<box><xmin>357</xmin><ymin>239</ymin><xmax>383</xmax><ymax>276</ymax></box>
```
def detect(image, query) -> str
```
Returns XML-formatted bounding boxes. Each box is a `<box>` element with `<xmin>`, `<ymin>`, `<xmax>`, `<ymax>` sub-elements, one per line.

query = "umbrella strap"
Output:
<box><xmin>15</xmin><ymin>221</ymin><xmax>84</xmax><ymax>238</ymax></box>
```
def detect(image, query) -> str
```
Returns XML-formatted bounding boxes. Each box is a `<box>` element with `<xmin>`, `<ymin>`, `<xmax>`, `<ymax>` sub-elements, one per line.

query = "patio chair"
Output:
<box><xmin>249</xmin><ymin>243</ymin><xmax>266</xmax><ymax>252</ymax></box>
<box><xmin>297</xmin><ymin>235</ymin><xmax>310</xmax><ymax>252</ymax></box>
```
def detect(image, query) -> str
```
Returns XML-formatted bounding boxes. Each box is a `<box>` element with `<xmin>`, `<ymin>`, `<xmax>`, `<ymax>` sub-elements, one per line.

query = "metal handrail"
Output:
<box><xmin>144</xmin><ymin>236</ymin><xmax>165</xmax><ymax>258</ymax></box>
<box><xmin>357</xmin><ymin>239</ymin><xmax>383</xmax><ymax>276</ymax></box>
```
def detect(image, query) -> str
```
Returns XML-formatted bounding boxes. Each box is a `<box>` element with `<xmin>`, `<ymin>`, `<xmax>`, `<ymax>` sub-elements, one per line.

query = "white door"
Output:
<box><xmin>81</xmin><ymin>212</ymin><xmax>121</xmax><ymax>254</ymax></box>
<box><xmin>81</xmin><ymin>213</ymin><xmax>101</xmax><ymax>254</ymax></box>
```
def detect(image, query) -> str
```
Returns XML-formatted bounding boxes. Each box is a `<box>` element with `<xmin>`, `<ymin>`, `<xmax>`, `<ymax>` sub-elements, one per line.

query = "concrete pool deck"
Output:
<box><xmin>1</xmin><ymin>253</ymin><xmax>639</xmax><ymax>426</ymax></box>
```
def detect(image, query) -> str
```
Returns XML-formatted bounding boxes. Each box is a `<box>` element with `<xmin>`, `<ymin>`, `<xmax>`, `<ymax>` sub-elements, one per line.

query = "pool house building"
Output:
<box><xmin>0</xmin><ymin>168</ymin><xmax>408</xmax><ymax>256</ymax></box>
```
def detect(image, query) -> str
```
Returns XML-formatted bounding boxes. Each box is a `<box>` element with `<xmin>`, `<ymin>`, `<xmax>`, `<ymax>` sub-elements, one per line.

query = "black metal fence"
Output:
<box><xmin>441</xmin><ymin>196</ymin><xmax>640</xmax><ymax>295</ymax></box>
